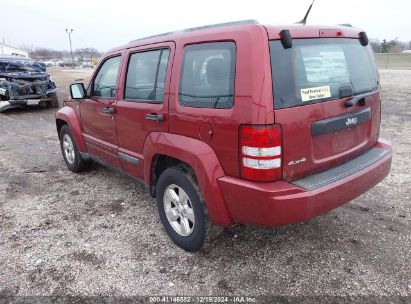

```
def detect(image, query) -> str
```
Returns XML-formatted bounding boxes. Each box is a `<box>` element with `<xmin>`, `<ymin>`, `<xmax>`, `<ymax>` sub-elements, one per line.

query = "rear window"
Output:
<box><xmin>270</xmin><ymin>38</ymin><xmax>379</xmax><ymax>109</ymax></box>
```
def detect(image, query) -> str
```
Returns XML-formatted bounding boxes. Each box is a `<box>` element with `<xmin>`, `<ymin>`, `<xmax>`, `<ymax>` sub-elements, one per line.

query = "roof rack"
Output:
<box><xmin>338</xmin><ymin>23</ymin><xmax>353</xmax><ymax>27</ymax></box>
<box><xmin>130</xmin><ymin>19</ymin><xmax>259</xmax><ymax>43</ymax></box>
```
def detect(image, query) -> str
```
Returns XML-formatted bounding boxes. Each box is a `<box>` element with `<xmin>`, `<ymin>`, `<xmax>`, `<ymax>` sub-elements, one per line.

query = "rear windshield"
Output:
<box><xmin>269</xmin><ymin>38</ymin><xmax>379</xmax><ymax>109</ymax></box>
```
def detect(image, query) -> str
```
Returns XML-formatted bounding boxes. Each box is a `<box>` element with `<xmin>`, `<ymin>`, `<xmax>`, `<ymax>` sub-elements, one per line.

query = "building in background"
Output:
<box><xmin>0</xmin><ymin>43</ymin><xmax>28</xmax><ymax>57</ymax></box>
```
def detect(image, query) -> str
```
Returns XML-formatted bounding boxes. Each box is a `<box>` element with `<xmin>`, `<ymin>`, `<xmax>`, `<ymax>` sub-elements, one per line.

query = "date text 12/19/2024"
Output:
<box><xmin>149</xmin><ymin>296</ymin><xmax>257</xmax><ymax>303</ymax></box>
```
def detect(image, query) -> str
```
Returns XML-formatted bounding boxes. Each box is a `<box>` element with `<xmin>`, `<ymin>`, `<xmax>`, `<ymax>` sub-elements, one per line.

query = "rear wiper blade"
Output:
<box><xmin>339</xmin><ymin>85</ymin><xmax>353</xmax><ymax>98</ymax></box>
<box><xmin>345</xmin><ymin>91</ymin><xmax>376</xmax><ymax>107</ymax></box>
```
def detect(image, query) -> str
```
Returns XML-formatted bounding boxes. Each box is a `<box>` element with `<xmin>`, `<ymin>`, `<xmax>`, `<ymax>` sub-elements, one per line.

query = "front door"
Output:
<box><xmin>80</xmin><ymin>55</ymin><xmax>122</xmax><ymax>169</ymax></box>
<box><xmin>115</xmin><ymin>43</ymin><xmax>174</xmax><ymax>180</ymax></box>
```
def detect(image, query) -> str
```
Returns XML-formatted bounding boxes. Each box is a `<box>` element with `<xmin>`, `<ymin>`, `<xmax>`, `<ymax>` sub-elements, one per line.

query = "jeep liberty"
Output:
<box><xmin>56</xmin><ymin>20</ymin><xmax>392</xmax><ymax>251</ymax></box>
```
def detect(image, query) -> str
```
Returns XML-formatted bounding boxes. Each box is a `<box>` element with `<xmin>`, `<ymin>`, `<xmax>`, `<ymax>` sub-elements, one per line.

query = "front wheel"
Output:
<box><xmin>59</xmin><ymin>125</ymin><xmax>90</xmax><ymax>172</ymax></box>
<box><xmin>156</xmin><ymin>166</ymin><xmax>222</xmax><ymax>252</ymax></box>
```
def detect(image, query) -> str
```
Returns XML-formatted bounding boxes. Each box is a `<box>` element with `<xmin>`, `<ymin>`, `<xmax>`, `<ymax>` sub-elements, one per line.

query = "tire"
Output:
<box><xmin>59</xmin><ymin>125</ymin><xmax>90</xmax><ymax>172</ymax></box>
<box><xmin>48</xmin><ymin>92</ymin><xmax>59</xmax><ymax>108</ymax></box>
<box><xmin>156</xmin><ymin>165</ymin><xmax>222</xmax><ymax>252</ymax></box>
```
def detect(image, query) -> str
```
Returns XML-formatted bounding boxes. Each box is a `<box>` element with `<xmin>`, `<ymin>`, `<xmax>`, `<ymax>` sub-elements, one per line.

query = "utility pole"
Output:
<box><xmin>65</xmin><ymin>28</ymin><xmax>74</xmax><ymax>68</ymax></box>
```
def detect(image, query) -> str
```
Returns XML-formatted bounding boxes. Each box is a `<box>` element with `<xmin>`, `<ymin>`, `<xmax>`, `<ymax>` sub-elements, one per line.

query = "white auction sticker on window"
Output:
<box><xmin>300</xmin><ymin>86</ymin><xmax>331</xmax><ymax>102</ymax></box>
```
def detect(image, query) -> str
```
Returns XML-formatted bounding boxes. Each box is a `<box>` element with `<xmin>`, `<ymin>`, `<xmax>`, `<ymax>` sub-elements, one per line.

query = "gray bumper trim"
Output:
<box><xmin>0</xmin><ymin>101</ymin><xmax>16</xmax><ymax>112</ymax></box>
<box><xmin>291</xmin><ymin>147</ymin><xmax>389</xmax><ymax>191</ymax></box>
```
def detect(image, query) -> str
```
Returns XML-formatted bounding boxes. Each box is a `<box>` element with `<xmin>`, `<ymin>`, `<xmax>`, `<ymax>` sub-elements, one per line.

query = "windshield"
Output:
<box><xmin>270</xmin><ymin>38</ymin><xmax>379</xmax><ymax>109</ymax></box>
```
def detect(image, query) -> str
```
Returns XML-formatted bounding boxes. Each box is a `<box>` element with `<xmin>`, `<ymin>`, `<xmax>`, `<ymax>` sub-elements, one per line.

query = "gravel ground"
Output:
<box><xmin>0</xmin><ymin>68</ymin><xmax>410</xmax><ymax>301</ymax></box>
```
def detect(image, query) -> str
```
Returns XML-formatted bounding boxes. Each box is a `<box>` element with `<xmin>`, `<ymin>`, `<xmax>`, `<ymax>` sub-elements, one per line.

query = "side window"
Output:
<box><xmin>179</xmin><ymin>42</ymin><xmax>236</xmax><ymax>109</ymax></box>
<box><xmin>125</xmin><ymin>48</ymin><xmax>170</xmax><ymax>103</ymax></box>
<box><xmin>93</xmin><ymin>56</ymin><xmax>121</xmax><ymax>98</ymax></box>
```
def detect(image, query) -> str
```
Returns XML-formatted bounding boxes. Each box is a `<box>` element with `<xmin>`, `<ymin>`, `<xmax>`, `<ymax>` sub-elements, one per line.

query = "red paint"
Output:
<box><xmin>55</xmin><ymin>103</ymin><xmax>86</xmax><ymax>151</ymax></box>
<box><xmin>115</xmin><ymin>42</ymin><xmax>175</xmax><ymax>180</ymax></box>
<box><xmin>219</xmin><ymin>140</ymin><xmax>392</xmax><ymax>226</ymax></box>
<box><xmin>142</xmin><ymin>132</ymin><xmax>232</xmax><ymax>226</ymax></box>
<box><xmin>56</xmin><ymin>23</ymin><xmax>392</xmax><ymax>227</ymax></box>
<box><xmin>276</xmin><ymin>92</ymin><xmax>381</xmax><ymax>181</ymax></box>
<box><xmin>198</xmin><ymin>123</ymin><xmax>213</xmax><ymax>142</ymax></box>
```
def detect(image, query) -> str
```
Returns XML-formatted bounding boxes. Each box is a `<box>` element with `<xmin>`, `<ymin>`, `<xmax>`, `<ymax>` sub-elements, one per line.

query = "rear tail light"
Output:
<box><xmin>239</xmin><ymin>124</ymin><xmax>282</xmax><ymax>182</ymax></box>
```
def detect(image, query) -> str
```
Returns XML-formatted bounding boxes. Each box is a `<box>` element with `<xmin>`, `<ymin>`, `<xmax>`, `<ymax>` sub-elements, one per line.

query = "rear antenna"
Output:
<box><xmin>296</xmin><ymin>0</ymin><xmax>315</xmax><ymax>25</ymax></box>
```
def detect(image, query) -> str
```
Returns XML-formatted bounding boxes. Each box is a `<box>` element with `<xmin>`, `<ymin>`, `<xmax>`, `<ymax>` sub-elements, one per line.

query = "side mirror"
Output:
<box><xmin>70</xmin><ymin>83</ymin><xmax>86</xmax><ymax>99</ymax></box>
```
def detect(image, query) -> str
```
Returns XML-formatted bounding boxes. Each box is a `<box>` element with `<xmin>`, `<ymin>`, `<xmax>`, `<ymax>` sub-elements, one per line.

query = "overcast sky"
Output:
<box><xmin>1</xmin><ymin>0</ymin><xmax>410</xmax><ymax>52</ymax></box>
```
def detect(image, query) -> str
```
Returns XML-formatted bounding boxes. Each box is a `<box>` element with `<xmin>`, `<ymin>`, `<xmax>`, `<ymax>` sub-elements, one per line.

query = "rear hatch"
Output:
<box><xmin>269</xmin><ymin>37</ymin><xmax>381</xmax><ymax>181</ymax></box>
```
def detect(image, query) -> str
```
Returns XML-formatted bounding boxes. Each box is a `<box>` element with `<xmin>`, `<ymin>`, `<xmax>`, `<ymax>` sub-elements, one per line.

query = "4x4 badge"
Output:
<box><xmin>288</xmin><ymin>157</ymin><xmax>307</xmax><ymax>166</ymax></box>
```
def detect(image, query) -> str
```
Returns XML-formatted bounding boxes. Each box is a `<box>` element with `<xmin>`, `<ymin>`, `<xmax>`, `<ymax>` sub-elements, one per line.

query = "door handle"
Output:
<box><xmin>145</xmin><ymin>113</ymin><xmax>164</xmax><ymax>122</ymax></box>
<box><xmin>100</xmin><ymin>107</ymin><xmax>116</xmax><ymax>114</ymax></box>
<box><xmin>345</xmin><ymin>91</ymin><xmax>375</xmax><ymax>107</ymax></box>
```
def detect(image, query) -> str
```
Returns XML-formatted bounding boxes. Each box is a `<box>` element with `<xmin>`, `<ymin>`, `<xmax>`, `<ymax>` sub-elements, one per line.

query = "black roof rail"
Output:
<box><xmin>130</xmin><ymin>19</ymin><xmax>259</xmax><ymax>43</ymax></box>
<box><xmin>338</xmin><ymin>23</ymin><xmax>353</xmax><ymax>27</ymax></box>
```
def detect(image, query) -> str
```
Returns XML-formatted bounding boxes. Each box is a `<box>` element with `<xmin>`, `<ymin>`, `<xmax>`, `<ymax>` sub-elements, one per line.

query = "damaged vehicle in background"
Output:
<box><xmin>0</xmin><ymin>55</ymin><xmax>58</xmax><ymax>112</ymax></box>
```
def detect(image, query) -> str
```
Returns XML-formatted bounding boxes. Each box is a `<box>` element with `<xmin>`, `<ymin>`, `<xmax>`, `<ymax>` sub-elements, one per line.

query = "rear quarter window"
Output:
<box><xmin>179</xmin><ymin>42</ymin><xmax>236</xmax><ymax>109</ymax></box>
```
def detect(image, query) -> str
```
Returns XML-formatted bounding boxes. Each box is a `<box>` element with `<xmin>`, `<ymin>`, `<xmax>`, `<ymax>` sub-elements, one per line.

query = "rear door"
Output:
<box><xmin>80</xmin><ymin>55</ymin><xmax>122</xmax><ymax>169</ymax></box>
<box><xmin>269</xmin><ymin>38</ymin><xmax>380</xmax><ymax>181</ymax></box>
<box><xmin>115</xmin><ymin>43</ymin><xmax>174</xmax><ymax>180</ymax></box>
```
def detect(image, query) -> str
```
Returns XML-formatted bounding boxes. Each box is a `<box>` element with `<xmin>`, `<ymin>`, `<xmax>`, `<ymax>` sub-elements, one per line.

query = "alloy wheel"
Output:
<box><xmin>62</xmin><ymin>134</ymin><xmax>75</xmax><ymax>164</ymax></box>
<box><xmin>163</xmin><ymin>184</ymin><xmax>195</xmax><ymax>236</ymax></box>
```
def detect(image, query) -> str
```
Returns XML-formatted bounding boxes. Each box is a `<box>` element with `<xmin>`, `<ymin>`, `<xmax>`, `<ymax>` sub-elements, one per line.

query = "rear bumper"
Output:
<box><xmin>218</xmin><ymin>139</ymin><xmax>392</xmax><ymax>226</ymax></box>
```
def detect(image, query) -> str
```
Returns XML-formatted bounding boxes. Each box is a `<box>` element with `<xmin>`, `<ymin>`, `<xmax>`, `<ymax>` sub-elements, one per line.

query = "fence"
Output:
<box><xmin>374</xmin><ymin>53</ymin><xmax>411</xmax><ymax>69</ymax></box>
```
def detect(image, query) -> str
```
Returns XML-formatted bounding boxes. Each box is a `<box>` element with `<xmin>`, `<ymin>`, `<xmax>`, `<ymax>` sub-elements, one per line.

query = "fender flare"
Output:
<box><xmin>55</xmin><ymin>106</ymin><xmax>87</xmax><ymax>152</ymax></box>
<box><xmin>143</xmin><ymin>132</ymin><xmax>233</xmax><ymax>227</ymax></box>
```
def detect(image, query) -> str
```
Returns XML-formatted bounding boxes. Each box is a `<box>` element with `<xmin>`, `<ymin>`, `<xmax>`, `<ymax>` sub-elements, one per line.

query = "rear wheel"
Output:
<box><xmin>59</xmin><ymin>125</ymin><xmax>90</xmax><ymax>172</ymax></box>
<box><xmin>156</xmin><ymin>165</ymin><xmax>222</xmax><ymax>252</ymax></box>
<box><xmin>48</xmin><ymin>92</ymin><xmax>59</xmax><ymax>108</ymax></box>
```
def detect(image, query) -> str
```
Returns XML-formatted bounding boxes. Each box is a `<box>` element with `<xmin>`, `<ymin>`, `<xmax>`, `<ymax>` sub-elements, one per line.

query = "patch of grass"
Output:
<box><xmin>374</xmin><ymin>53</ymin><xmax>411</xmax><ymax>69</ymax></box>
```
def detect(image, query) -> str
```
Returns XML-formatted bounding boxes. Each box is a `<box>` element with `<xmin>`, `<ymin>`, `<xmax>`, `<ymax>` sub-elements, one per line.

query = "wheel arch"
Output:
<box><xmin>56</xmin><ymin>118</ymin><xmax>67</xmax><ymax>136</ymax></box>
<box><xmin>55</xmin><ymin>106</ymin><xmax>87</xmax><ymax>152</ymax></box>
<box><xmin>143</xmin><ymin>132</ymin><xmax>233</xmax><ymax>227</ymax></box>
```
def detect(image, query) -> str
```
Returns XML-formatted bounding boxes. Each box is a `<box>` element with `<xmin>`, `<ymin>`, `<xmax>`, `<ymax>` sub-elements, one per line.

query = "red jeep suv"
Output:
<box><xmin>56</xmin><ymin>20</ymin><xmax>392</xmax><ymax>251</ymax></box>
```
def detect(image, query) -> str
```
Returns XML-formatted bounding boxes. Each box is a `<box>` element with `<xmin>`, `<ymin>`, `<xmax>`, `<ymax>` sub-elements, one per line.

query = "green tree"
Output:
<box><xmin>370</xmin><ymin>39</ymin><xmax>381</xmax><ymax>53</ymax></box>
<box><xmin>380</xmin><ymin>38</ymin><xmax>398</xmax><ymax>53</ymax></box>
<box><xmin>74</xmin><ymin>48</ymin><xmax>100</xmax><ymax>60</ymax></box>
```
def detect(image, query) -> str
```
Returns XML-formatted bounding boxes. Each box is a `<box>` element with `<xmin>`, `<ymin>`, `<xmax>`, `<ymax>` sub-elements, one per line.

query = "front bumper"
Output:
<box><xmin>0</xmin><ymin>85</ymin><xmax>57</xmax><ymax>112</ymax></box>
<box><xmin>0</xmin><ymin>94</ymin><xmax>56</xmax><ymax>112</ymax></box>
<box><xmin>218</xmin><ymin>139</ymin><xmax>392</xmax><ymax>226</ymax></box>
